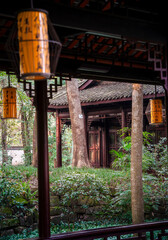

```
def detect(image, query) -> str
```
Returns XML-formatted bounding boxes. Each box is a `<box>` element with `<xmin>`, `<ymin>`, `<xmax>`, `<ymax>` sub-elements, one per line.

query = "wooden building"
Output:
<box><xmin>49</xmin><ymin>80</ymin><xmax>166</xmax><ymax>168</ymax></box>
<box><xmin>1</xmin><ymin>0</ymin><xmax>168</xmax><ymax>238</ymax></box>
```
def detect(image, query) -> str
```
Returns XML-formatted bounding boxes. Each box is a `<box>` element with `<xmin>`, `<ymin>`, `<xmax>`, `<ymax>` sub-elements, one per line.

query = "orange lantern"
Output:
<box><xmin>150</xmin><ymin>99</ymin><xmax>163</xmax><ymax>125</ymax></box>
<box><xmin>2</xmin><ymin>87</ymin><xmax>17</xmax><ymax>119</ymax></box>
<box><xmin>17</xmin><ymin>9</ymin><xmax>50</xmax><ymax>80</ymax></box>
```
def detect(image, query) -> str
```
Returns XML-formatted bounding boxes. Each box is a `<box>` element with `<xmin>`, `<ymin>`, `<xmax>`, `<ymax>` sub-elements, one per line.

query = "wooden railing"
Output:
<box><xmin>36</xmin><ymin>220</ymin><xmax>168</xmax><ymax>240</ymax></box>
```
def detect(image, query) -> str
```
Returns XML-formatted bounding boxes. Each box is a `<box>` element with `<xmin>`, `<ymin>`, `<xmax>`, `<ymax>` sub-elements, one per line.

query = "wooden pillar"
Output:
<box><xmin>121</xmin><ymin>107</ymin><xmax>126</xmax><ymax>129</ymax></box>
<box><xmin>102</xmin><ymin>119</ymin><xmax>107</xmax><ymax>168</ymax></box>
<box><xmin>56</xmin><ymin>110</ymin><xmax>62</xmax><ymax>167</ymax></box>
<box><xmin>35</xmin><ymin>81</ymin><xmax>50</xmax><ymax>239</ymax></box>
<box><xmin>165</xmin><ymin>46</ymin><xmax>168</xmax><ymax>148</ymax></box>
<box><xmin>165</xmin><ymin>91</ymin><xmax>168</xmax><ymax>145</ymax></box>
<box><xmin>121</xmin><ymin>107</ymin><xmax>127</xmax><ymax>139</ymax></box>
<box><xmin>164</xmin><ymin>84</ymin><xmax>168</xmax><ymax>147</ymax></box>
<box><xmin>83</xmin><ymin>110</ymin><xmax>89</xmax><ymax>157</ymax></box>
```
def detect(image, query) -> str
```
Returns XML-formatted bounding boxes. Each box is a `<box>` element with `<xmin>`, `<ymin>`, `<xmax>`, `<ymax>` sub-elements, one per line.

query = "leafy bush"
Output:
<box><xmin>1</xmin><ymin>165</ymin><xmax>37</xmax><ymax>180</ymax></box>
<box><xmin>51</xmin><ymin>172</ymin><xmax>114</xmax><ymax>222</ymax></box>
<box><xmin>1</xmin><ymin>159</ymin><xmax>168</xmax><ymax>239</ymax></box>
<box><xmin>0</xmin><ymin>165</ymin><xmax>37</xmax><ymax>220</ymax></box>
<box><xmin>110</xmin><ymin>129</ymin><xmax>167</xmax><ymax>174</ymax></box>
<box><xmin>111</xmin><ymin>181</ymin><xmax>132</xmax><ymax>223</ymax></box>
<box><xmin>109</xmin><ymin>130</ymin><xmax>168</xmax><ymax>221</ymax></box>
<box><xmin>49</xmin><ymin>166</ymin><xmax>121</xmax><ymax>185</ymax></box>
<box><xmin>0</xmin><ymin>219</ymin><xmax>124</xmax><ymax>240</ymax></box>
<box><xmin>52</xmin><ymin>172</ymin><xmax>112</xmax><ymax>201</ymax></box>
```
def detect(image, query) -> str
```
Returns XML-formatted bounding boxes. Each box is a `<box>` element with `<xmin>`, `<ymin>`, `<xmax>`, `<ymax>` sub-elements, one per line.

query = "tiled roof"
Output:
<box><xmin>49</xmin><ymin>80</ymin><xmax>164</xmax><ymax>106</ymax></box>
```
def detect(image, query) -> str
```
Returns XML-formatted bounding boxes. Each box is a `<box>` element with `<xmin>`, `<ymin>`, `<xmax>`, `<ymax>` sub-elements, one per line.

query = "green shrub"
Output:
<box><xmin>1</xmin><ymin>159</ymin><xmax>168</xmax><ymax>239</ymax></box>
<box><xmin>51</xmin><ymin>172</ymin><xmax>115</xmax><ymax>222</ymax></box>
<box><xmin>0</xmin><ymin>165</ymin><xmax>37</xmax><ymax>220</ymax></box>
<box><xmin>0</xmin><ymin>220</ymin><xmax>124</xmax><ymax>240</ymax></box>
<box><xmin>110</xmin><ymin>129</ymin><xmax>167</xmax><ymax>175</ymax></box>
<box><xmin>1</xmin><ymin>165</ymin><xmax>37</xmax><ymax>180</ymax></box>
<box><xmin>111</xmin><ymin>181</ymin><xmax>132</xmax><ymax>223</ymax></box>
<box><xmin>0</xmin><ymin>178</ymin><xmax>37</xmax><ymax>210</ymax></box>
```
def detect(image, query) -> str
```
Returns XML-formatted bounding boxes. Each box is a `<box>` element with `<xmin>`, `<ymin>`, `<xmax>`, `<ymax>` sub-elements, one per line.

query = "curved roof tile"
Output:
<box><xmin>49</xmin><ymin>80</ymin><xmax>164</xmax><ymax>106</ymax></box>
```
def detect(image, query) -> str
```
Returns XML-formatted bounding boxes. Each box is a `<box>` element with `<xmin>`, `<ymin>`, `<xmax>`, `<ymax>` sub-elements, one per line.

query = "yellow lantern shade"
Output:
<box><xmin>150</xmin><ymin>99</ymin><xmax>163</xmax><ymax>124</ymax></box>
<box><xmin>3</xmin><ymin>87</ymin><xmax>17</xmax><ymax>119</ymax></box>
<box><xmin>17</xmin><ymin>10</ymin><xmax>50</xmax><ymax>80</ymax></box>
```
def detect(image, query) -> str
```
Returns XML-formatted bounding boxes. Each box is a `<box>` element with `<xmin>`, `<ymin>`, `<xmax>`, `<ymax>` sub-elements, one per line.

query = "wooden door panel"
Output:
<box><xmin>88</xmin><ymin>130</ymin><xmax>100</xmax><ymax>167</ymax></box>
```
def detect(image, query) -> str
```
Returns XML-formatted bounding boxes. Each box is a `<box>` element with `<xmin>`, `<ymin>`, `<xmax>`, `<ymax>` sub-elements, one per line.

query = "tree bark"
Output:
<box><xmin>66</xmin><ymin>78</ymin><xmax>90</xmax><ymax>167</ymax></box>
<box><xmin>131</xmin><ymin>83</ymin><xmax>144</xmax><ymax>224</ymax></box>
<box><xmin>1</xmin><ymin>118</ymin><xmax>8</xmax><ymax>164</ymax></box>
<box><xmin>32</xmin><ymin>111</ymin><xmax>38</xmax><ymax>167</ymax></box>
<box><xmin>20</xmin><ymin>104</ymin><xmax>32</xmax><ymax>165</ymax></box>
<box><xmin>1</xmin><ymin>78</ymin><xmax>8</xmax><ymax>164</ymax></box>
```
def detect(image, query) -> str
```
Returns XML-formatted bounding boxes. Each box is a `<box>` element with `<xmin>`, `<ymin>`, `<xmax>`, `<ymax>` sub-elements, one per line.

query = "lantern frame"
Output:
<box><xmin>2</xmin><ymin>86</ymin><xmax>17</xmax><ymax>119</ymax></box>
<box><xmin>145</xmin><ymin>98</ymin><xmax>164</xmax><ymax>126</ymax></box>
<box><xmin>17</xmin><ymin>9</ymin><xmax>50</xmax><ymax>80</ymax></box>
<box><xmin>6</xmin><ymin>8</ymin><xmax>62</xmax><ymax>81</ymax></box>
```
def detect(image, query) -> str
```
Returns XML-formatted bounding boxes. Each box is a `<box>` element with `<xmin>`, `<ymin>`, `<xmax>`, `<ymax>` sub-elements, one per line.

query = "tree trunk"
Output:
<box><xmin>21</xmin><ymin>106</ymin><xmax>27</xmax><ymax>159</ymax></box>
<box><xmin>1</xmin><ymin>78</ymin><xmax>8</xmax><ymax>164</ymax></box>
<box><xmin>32</xmin><ymin>111</ymin><xmax>38</xmax><ymax>167</ymax></box>
<box><xmin>20</xmin><ymin>104</ymin><xmax>32</xmax><ymax>165</ymax></box>
<box><xmin>131</xmin><ymin>83</ymin><xmax>144</xmax><ymax>224</ymax></box>
<box><xmin>56</xmin><ymin>111</ymin><xmax>62</xmax><ymax>168</ymax></box>
<box><xmin>66</xmin><ymin>78</ymin><xmax>90</xmax><ymax>167</ymax></box>
<box><xmin>1</xmin><ymin>118</ymin><xmax>8</xmax><ymax>164</ymax></box>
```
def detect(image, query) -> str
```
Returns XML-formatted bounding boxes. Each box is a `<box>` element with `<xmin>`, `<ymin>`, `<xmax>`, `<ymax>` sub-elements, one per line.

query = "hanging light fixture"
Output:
<box><xmin>6</xmin><ymin>2</ymin><xmax>62</xmax><ymax>82</ymax></box>
<box><xmin>17</xmin><ymin>9</ymin><xmax>50</xmax><ymax>80</ymax></box>
<box><xmin>2</xmin><ymin>75</ymin><xmax>17</xmax><ymax>119</ymax></box>
<box><xmin>149</xmin><ymin>98</ymin><xmax>163</xmax><ymax>124</ymax></box>
<box><xmin>145</xmin><ymin>86</ymin><xmax>163</xmax><ymax>125</ymax></box>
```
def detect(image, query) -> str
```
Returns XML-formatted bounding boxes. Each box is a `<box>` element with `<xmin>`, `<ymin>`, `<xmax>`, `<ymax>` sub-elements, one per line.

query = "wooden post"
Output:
<box><xmin>164</xmin><ymin>54</ymin><xmax>168</xmax><ymax>146</ymax></box>
<box><xmin>121</xmin><ymin>107</ymin><xmax>126</xmax><ymax>129</ymax></box>
<box><xmin>164</xmin><ymin>47</ymin><xmax>168</xmax><ymax>149</ymax></box>
<box><xmin>121</xmin><ymin>107</ymin><xmax>127</xmax><ymax>139</ymax></box>
<box><xmin>56</xmin><ymin>110</ymin><xmax>62</xmax><ymax>167</ymax></box>
<box><xmin>35</xmin><ymin>81</ymin><xmax>50</xmax><ymax>239</ymax></box>
<box><xmin>164</xmin><ymin>86</ymin><xmax>168</xmax><ymax>147</ymax></box>
<box><xmin>131</xmin><ymin>84</ymin><xmax>144</xmax><ymax>224</ymax></box>
<box><xmin>102</xmin><ymin>119</ymin><xmax>107</xmax><ymax>168</ymax></box>
<box><xmin>83</xmin><ymin>111</ymin><xmax>89</xmax><ymax>157</ymax></box>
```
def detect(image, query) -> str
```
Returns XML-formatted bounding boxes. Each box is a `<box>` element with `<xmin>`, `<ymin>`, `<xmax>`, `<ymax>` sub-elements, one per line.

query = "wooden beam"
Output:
<box><xmin>87</xmin><ymin>108</ymin><xmax>126</xmax><ymax>116</ymax></box>
<box><xmin>79</xmin><ymin>0</ymin><xmax>90</xmax><ymax>8</ymax></box>
<box><xmin>0</xmin><ymin>4</ymin><xmax>166</xmax><ymax>43</ymax></box>
<box><xmin>48</xmin><ymin>4</ymin><xmax>166</xmax><ymax>43</ymax></box>
<box><xmin>102</xmin><ymin>1</ymin><xmax>111</xmax><ymax>11</ymax></box>
<box><xmin>56</xmin><ymin>59</ymin><xmax>163</xmax><ymax>85</ymax></box>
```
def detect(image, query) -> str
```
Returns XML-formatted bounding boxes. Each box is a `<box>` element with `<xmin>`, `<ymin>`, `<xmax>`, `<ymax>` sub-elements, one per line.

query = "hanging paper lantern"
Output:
<box><xmin>17</xmin><ymin>9</ymin><xmax>50</xmax><ymax>80</ymax></box>
<box><xmin>150</xmin><ymin>99</ymin><xmax>163</xmax><ymax>124</ymax></box>
<box><xmin>2</xmin><ymin>87</ymin><xmax>17</xmax><ymax>119</ymax></box>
